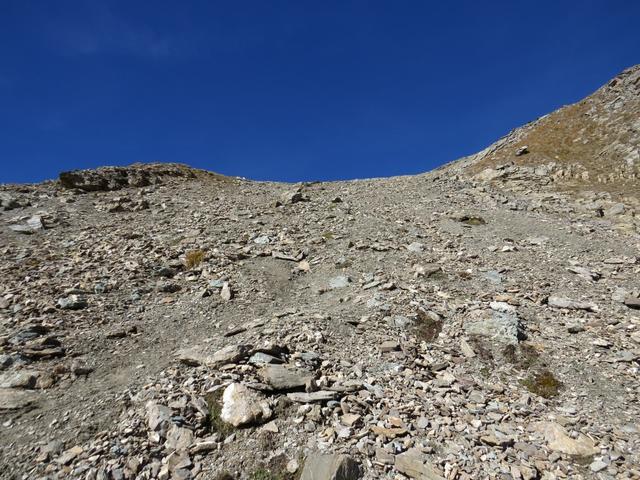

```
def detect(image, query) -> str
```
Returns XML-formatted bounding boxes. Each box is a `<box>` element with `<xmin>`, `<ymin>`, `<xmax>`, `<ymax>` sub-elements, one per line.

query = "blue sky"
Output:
<box><xmin>1</xmin><ymin>1</ymin><xmax>638</xmax><ymax>183</ymax></box>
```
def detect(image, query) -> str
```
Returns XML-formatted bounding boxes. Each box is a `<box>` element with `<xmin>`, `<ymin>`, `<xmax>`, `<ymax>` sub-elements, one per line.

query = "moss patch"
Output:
<box><xmin>251</xmin><ymin>469</ymin><xmax>286</xmax><ymax>480</ymax></box>
<box><xmin>204</xmin><ymin>389</ymin><xmax>234</xmax><ymax>436</ymax></box>
<box><xmin>521</xmin><ymin>369</ymin><xmax>563</xmax><ymax>399</ymax></box>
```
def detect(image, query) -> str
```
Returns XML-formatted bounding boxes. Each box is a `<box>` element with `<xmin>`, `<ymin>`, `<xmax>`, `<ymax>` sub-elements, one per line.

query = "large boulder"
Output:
<box><xmin>220</xmin><ymin>383</ymin><xmax>272</xmax><ymax>427</ymax></box>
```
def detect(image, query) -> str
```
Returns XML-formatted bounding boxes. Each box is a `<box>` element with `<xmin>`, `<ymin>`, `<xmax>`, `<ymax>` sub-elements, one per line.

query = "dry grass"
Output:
<box><xmin>467</xmin><ymin>80</ymin><xmax>640</xmax><ymax>200</ymax></box>
<box><xmin>521</xmin><ymin>369</ymin><xmax>563</xmax><ymax>399</ymax></box>
<box><xmin>185</xmin><ymin>249</ymin><xmax>205</xmax><ymax>269</ymax></box>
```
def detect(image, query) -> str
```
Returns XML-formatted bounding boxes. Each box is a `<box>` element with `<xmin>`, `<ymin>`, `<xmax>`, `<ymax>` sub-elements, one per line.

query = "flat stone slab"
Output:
<box><xmin>624</xmin><ymin>297</ymin><xmax>640</xmax><ymax>310</ymax></box>
<box><xmin>395</xmin><ymin>448</ymin><xmax>445</xmax><ymax>480</ymax></box>
<box><xmin>300</xmin><ymin>453</ymin><xmax>361</xmax><ymax>480</ymax></box>
<box><xmin>259</xmin><ymin>365</ymin><xmax>314</xmax><ymax>390</ymax></box>
<box><xmin>0</xmin><ymin>388</ymin><xmax>37</xmax><ymax>411</ymax></box>
<box><xmin>534</xmin><ymin>422</ymin><xmax>598</xmax><ymax>457</ymax></box>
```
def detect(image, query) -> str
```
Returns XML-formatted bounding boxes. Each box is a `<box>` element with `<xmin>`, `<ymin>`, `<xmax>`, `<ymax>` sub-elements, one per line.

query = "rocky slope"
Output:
<box><xmin>450</xmin><ymin>64</ymin><xmax>640</xmax><ymax>203</ymax></box>
<box><xmin>0</xmin><ymin>67</ymin><xmax>639</xmax><ymax>480</ymax></box>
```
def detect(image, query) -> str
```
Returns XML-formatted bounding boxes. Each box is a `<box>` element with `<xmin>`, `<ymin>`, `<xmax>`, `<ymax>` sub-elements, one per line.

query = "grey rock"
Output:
<box><xmin>208</xmin><ymin>279</ymin><xmax>225</xmax><ymax>289</ymax></box>
<box><xmin>177</xmin><ymin>344</ymin><xmax>253</xmax><ymax>368</ymax></box>
<box><xmin>481</xmin><ymin>270</ymin><xmax>503</xmax><ymax>284</ymax></box>
<box><xmin>210</xmin><ymin>344</ymin><xmax>252</xmax><ymax>367</ymax></box>
<box><xmin>57</xmin><ymin>294</ymin><xmax>88</xmax><ymax>310</ymax></box>
<box><xmin>380</xmin><ymin>340</ymin><xmax>400</xmax><ymax>353</ymax></box>
<box><xmin>287</xmin><ymin>391</ymin><xmax>338</xmax><ymax>403</ymax></box>
<box><xmin>0</xmin><ymin>388</ymin><xmax>36</xmax><ymax>411</ymax></box>
<box><xmin>9</xmin><ymin>215</ymin><xmax>44</xmax><ymax>234</ymax></box>
<box><xmin>567</xmin><ymin>266</ymin><xmax>600</xmax><ymax>281</ymax></box>
<box><xmin>146</xmin><ymin>402</ymin><xmax>173</xmax><ymax>433</ymax></box>
<box><xmin>395</xmin><ymin>448</ymin><xmax>444</xmax><ymax>479</ymax></box>
<box><xmin>220</xmin><ymin>282</ymin><xmax>233</xmax><ymax>301</ymax></box>
<box><xmin>328</xmin><ymin>275</ymin><xmax>351</xmax><ymax>289</ymax></box>
<box><xmin>567</xmin><ymin>325</ymin><xmax>585</xmax><ymax>334</ymax></box>
<box><xmin>548</xmin><ymin>296</ymin><xmax>597</xmax><ymax>311</ymax></box>
<box><xmin>164</xmin><ymin>425</ymin><xmax>194</xmax><ymax>452</ymax></box>
<box><xmin>624</xmin><ymin>297</ymin><xmax>640</xmax><ymax>310</ymax></box>
<box><xmin>0</xmin><ymin>370</ymin><xmax>39</xmax><ymax>389</ymax></box>
<box><xmin>464</xmin><ymin>309</ymin><xmax>524</xmax><ymax>344</ymax></box>
<box><xmin>525</xmin><ymin>236</ymin><xmax>549</xmax><ymax>246</ymax></box>
<box><xmin>390</xmin><ymin>315</ymin><xmax>413</xmax><ymax>328</ymax></box>
<box><xmin>534</xmin><ymin>422</ymin><xmax>598</xmax><ymax>456</ymax></box>
<box><xmin>605</xmin><ymin>203</ymin><xmax>625</xmax><ymax>216</ymax></box>
<box><xmin>613</xmin><ymin>350</ymin><xmax>638</xmax><ymax>362</ymax></box>
<box><xmin>248</xmin><ymin>352</ymin><xmax>283</xmax><ymax>365</ymax></box>
<box><xmin>612</xmin><ymin>288</ymin><xmax>629</xmax><ymax>303</ymax></box>
<box><xmin>475</xmin><ymin>168</ymin><xmax>506</xmax><ymax>182</ymax></box>
<box><xmin>407</xmin><ymin>242</ymin><xmax>424</xmax><ymax>253</ymax></box>
<box><xmin>0</xmin><ymin>193</ymin><xmax>20</xmax><ymax>210</ymax></box>
<box><xmin>259</xmin><ymin>364</ymin><xmax>314</xmax><ymax>390</ymax></box>
<box><xmin>253</xmin><ymin>235</ymin><xmax>271</xmax><ymax>245</ymax></box>
<box><xmin>300</xmin><ymin>453</ymin><xmax>361</xmax><ymax>480</ymax></box>
<box><xmin>0</xmin><ymin>355</ymin><xmax>14</xmax><ymax>370</ymax></box>
<box><xmin>590</xmin><ymin>459</ymin><xmax>608</xmax><ymax>472</ymax></box>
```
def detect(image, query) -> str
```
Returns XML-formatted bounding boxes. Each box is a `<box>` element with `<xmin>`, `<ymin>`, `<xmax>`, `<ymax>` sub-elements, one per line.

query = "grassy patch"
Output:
<box><xmin>521</xmin><ymin>369</ymin><xmax>562</xmax><ymax>399</ymax></box>
<box><xmin>251</xmin><ymin>469</ymin><xmax>287</xmax><ymax>480</ymax></box>
<box><xmin>185</xmin><ymin>249</ymin><xmax>205</xmax><ymax>269</ymax></box>
<box><xmin>204</xmin><ymin>389</ymin><xmax>234</xmax><ymax>437</ymax></box>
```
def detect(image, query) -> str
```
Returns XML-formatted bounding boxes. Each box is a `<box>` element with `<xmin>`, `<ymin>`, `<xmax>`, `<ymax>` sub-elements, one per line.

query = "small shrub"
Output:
<box><xmin>185</xmin><ymin>249</ymin><xmax>205</xmax><ymax>269</ymax></box>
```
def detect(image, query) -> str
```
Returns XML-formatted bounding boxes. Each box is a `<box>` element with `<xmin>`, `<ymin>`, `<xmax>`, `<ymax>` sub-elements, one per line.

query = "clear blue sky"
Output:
<box><xmin>1</xmin><ymin>1</ymin><xmax>638</xmax><ymax>183</ymax></box>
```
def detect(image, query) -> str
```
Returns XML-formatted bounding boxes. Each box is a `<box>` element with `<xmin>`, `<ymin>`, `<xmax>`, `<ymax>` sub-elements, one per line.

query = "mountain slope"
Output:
<box><xmin>451</xmin><ymin>64</ymin><xmax>639</xmax><ymax>200</ymax></box>
<box><xmin>0</xmin><ymin>68</ymin><xmax>639</xmax><ymax>480</ymax></box>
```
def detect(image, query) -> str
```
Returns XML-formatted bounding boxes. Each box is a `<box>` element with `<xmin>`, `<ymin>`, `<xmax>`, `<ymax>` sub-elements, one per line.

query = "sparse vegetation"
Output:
<box><xmin>204</xmin><ymin>389</ymin><xmax>234</xmax><ymax>436</ymax></box>
<box><xmin>251</xmin><ymin>468</ymin><xmax>286</xmax><ymax>480</ymax></box>
<box><xmin>521</xmin><ymin>369</ymin><xmax>563</xmax><ymax>399</ymax></box>
<box><xmin>460</xmin><ymin>216</ymin><xmax>486</xmax><ymax>225</ymax></box>
<box><xmin>185</xmin><ymin>249</ymin><xmax>205</xmax><ymax>269</ymax></box>
<box><xmin>250</xmin><ymin>455</ymin><xmax>303</xmax><ymax>480</ymax></box>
